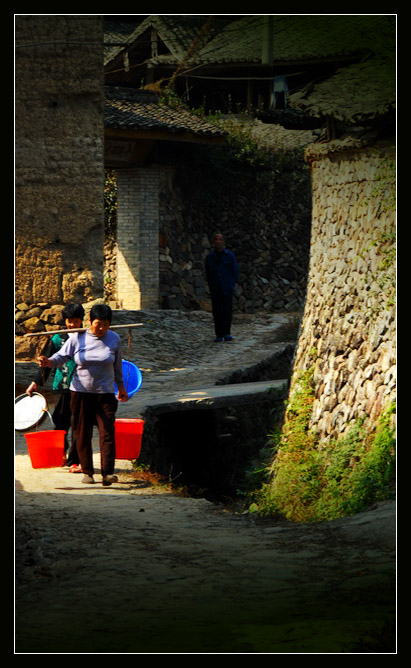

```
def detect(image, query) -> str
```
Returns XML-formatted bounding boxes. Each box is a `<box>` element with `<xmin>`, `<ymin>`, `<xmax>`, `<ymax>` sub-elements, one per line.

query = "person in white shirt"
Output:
<box><xmin>38</xmin><ymin>304</ymin><xmax>127</xmax><ymax>486</ymax></box>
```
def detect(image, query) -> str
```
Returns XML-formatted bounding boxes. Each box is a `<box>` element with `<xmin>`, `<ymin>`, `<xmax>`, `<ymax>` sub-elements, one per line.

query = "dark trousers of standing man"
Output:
<box><xmin>211</xmin><ymin>285</ymin><xmax>233</xmax><ymax>338</ymax></box>
<box><xmin>70</xmin><ymin>391</ymin><xmax>117</xmax><ymax>478</ymax></box>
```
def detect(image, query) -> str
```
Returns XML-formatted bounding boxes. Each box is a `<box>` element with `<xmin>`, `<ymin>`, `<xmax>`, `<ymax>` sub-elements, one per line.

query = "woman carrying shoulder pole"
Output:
<box><xmin>38</xmin><ymin>304</ymin><xmax>127</xmax><ymax>486</ymax></box>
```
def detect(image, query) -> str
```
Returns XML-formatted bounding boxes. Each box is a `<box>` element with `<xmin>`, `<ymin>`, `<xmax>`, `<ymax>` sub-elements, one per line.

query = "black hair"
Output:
<box><xmin>89</xmin><ymin>303</ymin><xmax>112</xmax><ymax>323</ymax></box>
<box><xmin>62</xmin><ymin>303</ymin><xmax>85</xmax><ymax>320</ymax></box>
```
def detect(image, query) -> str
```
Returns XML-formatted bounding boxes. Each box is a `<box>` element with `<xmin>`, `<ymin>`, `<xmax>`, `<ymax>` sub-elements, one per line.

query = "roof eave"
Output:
<box><xmin>105</xmin><ymin>126</ymin><xmax>226</xmax><ymax>145</ymax></box>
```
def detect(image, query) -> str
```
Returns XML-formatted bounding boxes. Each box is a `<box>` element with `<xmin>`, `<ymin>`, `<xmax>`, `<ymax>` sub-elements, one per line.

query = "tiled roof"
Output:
<box><xmin>104</xmin><ymin>20</ymin><xmax>141</xmax><ymax>63</ymax></box>
<box><xmin>289</xmin><ymin>57</ymin><xmax>395</xmax><ymax>123</ymax></box>
<box><xmin>248</xmin><ymin>119</ymin><xmax>318</xmax><ymax>151</ymax></box>
<box><xmin>152</xmin><ymin>15</ymin><xmax>394</xmax><ymax>66</ymax></box>
<box><xmin>104</xmin><ymin>16</ymin><xmax>395</xmax><ymax>127</ymax></box>
<box><xmin>104</xmin><ymin>15</ymin><xmax>232</xmax><ymax>67</ymax></box>
<box><xmin>104</xmin><ymin>86</ymin><xmax>227</xmax><ymax>137</ymax></box>
<box><xmin>104</xmin><ymin>21</ymin><xmax>141</xmax><ymax>44</ymax></box>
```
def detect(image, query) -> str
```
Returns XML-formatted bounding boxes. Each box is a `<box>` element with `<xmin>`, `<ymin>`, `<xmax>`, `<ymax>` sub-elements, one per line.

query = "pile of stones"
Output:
<box><xmin>15</xmin><ymin>303</ymin><xmax>65</xmax><ymax>335</ymax></box>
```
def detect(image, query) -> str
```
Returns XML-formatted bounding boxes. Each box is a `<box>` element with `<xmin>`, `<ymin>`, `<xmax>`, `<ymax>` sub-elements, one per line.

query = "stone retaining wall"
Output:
<box><xmin>291</xmin><ymin>144</ymin><xmax>396</xmax><ymax>441</ymax></box>
<box><xmin>105</xmin><ymin>145</ymin><xmax>312</xmax><ymax>313</ymax></box>
<box><xmin>157</xmin><ymin>153</ymin><xmax>312</xmax><ymax>313</ymax></box>
<box><xmin>15</xmin><ymin>299</ymin><xmax>105</xmax><ymax>361</ymax></box>
<box><xmin>139</xmin><ymin>387</ymin><xmax>288</xmax><ymax>499</ymax></box>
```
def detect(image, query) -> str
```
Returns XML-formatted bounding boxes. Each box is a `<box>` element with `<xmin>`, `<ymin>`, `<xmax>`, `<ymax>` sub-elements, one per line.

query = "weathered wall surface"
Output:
<box><xmin>156</xmin><ymin>148</ymin><xmax>312</xmax><ymax>313</ymax></box>
<box><xmin>116</xmin><ymin>168</ymin><xmax>161</xmax><ymax>310</ymax></box>
<box><xmin>291</xmin><ymin>144</ymin><xmax>396</xmax><ymax>441</ymax></box>
<box><xmin>15</xmin><ymin>15</ymin><xmax>105</xmax><ymax>305</ymax></box>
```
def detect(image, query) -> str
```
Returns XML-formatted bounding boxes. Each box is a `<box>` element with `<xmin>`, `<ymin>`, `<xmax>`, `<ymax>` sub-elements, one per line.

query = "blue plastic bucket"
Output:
<box><xmin>114</xmin><ymin>360</ymin><xmax>143</xmax><ymax>398</ymax></box>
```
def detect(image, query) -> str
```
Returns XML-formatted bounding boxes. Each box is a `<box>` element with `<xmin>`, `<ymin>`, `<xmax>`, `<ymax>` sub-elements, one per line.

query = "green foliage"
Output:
<box><xmin>357</xmin><ymin>154</ymin><xmax>396</xmax><ymax>317</ymax></box>
<box><xmin>209</xmin><ymin>113</ymin><xmax>309</xmax><ymax>176</ymax></box>
<box><xmin>311</xmin><ymin>408</ymin><xmax>396</xmax><ymax>520</ymax></box>
<box><xmin>104</xmin><ymin>169</ymin><xmax>117</xmax><ymax>239</ymax></box>
<box><xmin>371</xmin><ymin>154</ymin><xmax>396</xmax><ymax>214</ymax></box>
<box><xmin>368</xmin><ymin>229</ymin><xmax>396</xmax><ymax>311</ymax></box>
<box><xmin>158</xmin><ymin>87</ymin><xmax>184</xmax><ymax>108</ymax></box>
<box><xmin>250</xmin><ymin>368</ymin><xmax>396</xmax><ymax>522</ymax></box>
<box><xmin>174</xmin><ymin>109</ymin><xmax>311</xmax><ymax>200</ymax></box>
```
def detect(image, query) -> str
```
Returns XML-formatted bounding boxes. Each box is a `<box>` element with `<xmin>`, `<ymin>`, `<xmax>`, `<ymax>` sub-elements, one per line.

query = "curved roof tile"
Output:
<box><xmin>105</xmin><ymin>86</ymin><xmax>226</xmax><ymax>136</ymax></box>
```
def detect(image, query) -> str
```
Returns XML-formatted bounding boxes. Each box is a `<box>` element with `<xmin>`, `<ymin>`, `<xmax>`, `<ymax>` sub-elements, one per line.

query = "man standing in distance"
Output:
<box><xmin>205</xmin><ymin>232</ymin><xmax>239</xmax><ymax>342</ymax></box>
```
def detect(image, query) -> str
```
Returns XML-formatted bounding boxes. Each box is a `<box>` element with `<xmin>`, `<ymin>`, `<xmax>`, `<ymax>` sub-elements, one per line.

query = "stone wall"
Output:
<box><xmin>140</xmin><ymin>395</ymin><xmax>288</xmax><ymax>500</ymax></box>
<box><xmin>291</xmin><ymin>143</ymin><xmax>396</xmax><ymax>441</ymax></box>
<box><xmin>156</xmin><ymin>147</ymin><xmax>312</xmax><ymax>313</ymax></box>
<box><xmin>15</xmin><ymin>298</ymin><xmax>106</xmax><ymax>362</ymax></box>
<box><xmin>15</xmin><ymin>15</ymin><xmax>105</xmax><ymax>305</ymax></box>
<box><xmin>105</xmin><ymin>147</ymin><xmax>312</xmax><ymax>313</ymax></box>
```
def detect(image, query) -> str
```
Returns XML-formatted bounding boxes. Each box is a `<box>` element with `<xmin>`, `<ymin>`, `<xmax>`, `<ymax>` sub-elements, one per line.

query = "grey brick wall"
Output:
<box><xmin>116</xmin><ymin>167</ymin><xmax>160</xmax><ymax>309</ymax></box>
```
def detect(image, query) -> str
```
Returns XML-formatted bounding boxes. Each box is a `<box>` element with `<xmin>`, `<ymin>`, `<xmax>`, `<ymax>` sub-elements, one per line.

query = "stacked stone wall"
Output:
<box><xmin>156</xmin><ymin>152</ymin><xmax>312</xmax><ymax>313</ymax></box>
<box><xmin>15</xmin><ymin>15</ymin><xmax>105</xmax><ymax>305</ymax></box>
<box><xmin>15</xmin><ymin>298</ymin><xmax>106</xmax><ymax>362</ymax></box>
<box><xmin>291</xmin><ymin>145</ymin><xmax>396</xmax><ymax>441</ymax></box>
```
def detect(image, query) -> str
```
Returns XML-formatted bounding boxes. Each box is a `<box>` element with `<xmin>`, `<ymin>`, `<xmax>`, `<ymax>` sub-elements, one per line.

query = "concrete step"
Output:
<box><xmin>117</xmin><ymin>378</ymin><xmax>288</xmax><ymax>417</ymax></box>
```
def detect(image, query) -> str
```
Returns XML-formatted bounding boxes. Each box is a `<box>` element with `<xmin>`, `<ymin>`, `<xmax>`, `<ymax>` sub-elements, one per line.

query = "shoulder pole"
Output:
<box><xmin>23</xmin><ymin>323</ymin><xmax>144</xmax><ymax>337</ymax></box>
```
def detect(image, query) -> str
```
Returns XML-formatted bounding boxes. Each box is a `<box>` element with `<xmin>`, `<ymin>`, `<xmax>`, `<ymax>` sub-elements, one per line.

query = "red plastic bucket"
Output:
<box><xmin>115</xmin><ymin>418</ymin><xmax>144</xmax><ymax>460</ymax></box>
<box><xmin>24</xmin><ymin>430</ymin><xmax>66</xmax><ymax>469</ymax></box>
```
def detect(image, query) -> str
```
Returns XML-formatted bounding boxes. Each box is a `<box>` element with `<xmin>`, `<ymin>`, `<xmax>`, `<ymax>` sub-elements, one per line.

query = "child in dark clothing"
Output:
<box><xmin>25</xmin><ymin>302</ymin><xmax>85</xmax><ymax>472</ymax></box>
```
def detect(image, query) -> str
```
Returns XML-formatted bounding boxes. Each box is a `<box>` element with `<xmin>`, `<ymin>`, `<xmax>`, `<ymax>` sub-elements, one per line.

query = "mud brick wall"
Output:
<box><xmin>15</xmin><ymin>15</ymin><xmax>105</xmax><ymax>305</ymax></box>
<box><xmin>291</xmin><ymin>144</ymin><xmax>396</xmax><ymax>441</ymax></box>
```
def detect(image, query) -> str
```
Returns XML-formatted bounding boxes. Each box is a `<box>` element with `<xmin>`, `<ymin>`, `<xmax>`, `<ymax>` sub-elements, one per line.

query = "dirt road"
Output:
<box><xmin>14</xmin><ymin>311</ymin><xmax>396</xmax><ymax>654</ymax></box>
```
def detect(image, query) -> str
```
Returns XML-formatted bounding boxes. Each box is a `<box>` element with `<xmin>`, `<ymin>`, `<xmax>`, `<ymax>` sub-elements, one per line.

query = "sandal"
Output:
<box><xmin>69</xmin><ymin>464</ymin><xmax>82</xmax><ymax>473</ymax></box>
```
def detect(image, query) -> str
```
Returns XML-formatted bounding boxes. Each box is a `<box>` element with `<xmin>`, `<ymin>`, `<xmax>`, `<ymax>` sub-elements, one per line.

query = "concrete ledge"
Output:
<box><xmin>127</xmin><ymin>379</ymin><xmax>288</xmax><ymax>416</ymax></box>
<box><xmin>134</xmin><ymin>379</ymin><xmax>289</xmax><ymax>496</ymax></box>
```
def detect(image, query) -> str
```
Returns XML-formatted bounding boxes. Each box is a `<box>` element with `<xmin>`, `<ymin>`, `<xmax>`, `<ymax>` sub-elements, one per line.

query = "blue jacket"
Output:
<box><xmin>205</xmin><ymin>248</ymin><xmax>239</xmax><ymax>297</ymax></box>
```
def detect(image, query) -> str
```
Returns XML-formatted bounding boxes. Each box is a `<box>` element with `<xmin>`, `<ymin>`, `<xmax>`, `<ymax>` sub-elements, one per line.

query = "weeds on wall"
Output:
<box><xmin>209</xmin><ymin>113</ymin><xmax>310</xmax><ymax>185</ymax></box>
<box><xmin>248</xmin><ymin>367</ymin><xmax>396</xmax><ymax>522</ymax></box>
<box><xmin>359</xmin><ymin>227</ymin><xmax>396</xmax><ymax>319</ymax></box>
<box><xmin>104</xmin><ymin>169</ymin><xmax>117</xmax><ymax>240</ymax></box>
<box><xmin>103</xmin><ymin>170</ymin><xmax>118</xmax><ymax>301</ymax></box>
<box><xmin>359</xmin><ymin>153</ymin><xmax>396</xmax><ymax>318</ymax></box>
<box><xmin>176</xmin><ymin>108</ymin><xmax>311</xmax><ymax>196</ymax></box>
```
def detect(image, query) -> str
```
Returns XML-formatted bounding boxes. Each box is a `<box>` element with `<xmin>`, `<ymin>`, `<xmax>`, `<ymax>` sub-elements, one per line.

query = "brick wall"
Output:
<box><xmin>107</xmin><ymin>149</ymin><xmax>312</xmax><ymax>313</ymax></box>
<box><xmin>116</xmin><ymin>168</ymin><xmax>160</xmax><ymax>309</ymax></box>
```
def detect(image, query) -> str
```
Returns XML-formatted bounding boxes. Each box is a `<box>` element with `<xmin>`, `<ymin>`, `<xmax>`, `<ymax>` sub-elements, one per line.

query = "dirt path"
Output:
<box><xmin>14</xmin><ymin>312</ymin><xmax>396</xmax><ymax>654</ymax></box>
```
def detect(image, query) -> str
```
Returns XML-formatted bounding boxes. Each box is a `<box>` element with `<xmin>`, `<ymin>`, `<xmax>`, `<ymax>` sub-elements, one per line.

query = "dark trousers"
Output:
<box><xmin>52</xmin><ymin>392</ymin><xmax>79</xmax><ymax>465</ymax></box>
<box><xmin>70</xmin><ymin>391</ymin><xmax>117</xmax><ymax>477</ymax></box>
<box><xmin>211</xmin><ymin>286</ymin><xmax>233</xmax><ymax>338</ymax></box>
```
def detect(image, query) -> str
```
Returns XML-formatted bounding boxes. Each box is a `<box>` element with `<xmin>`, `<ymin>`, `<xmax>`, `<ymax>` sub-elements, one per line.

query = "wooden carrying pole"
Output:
<box><xmin>24</xmin><ymin>323</ymin><xmax>144</xmax><ymax>337</ymax></box>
